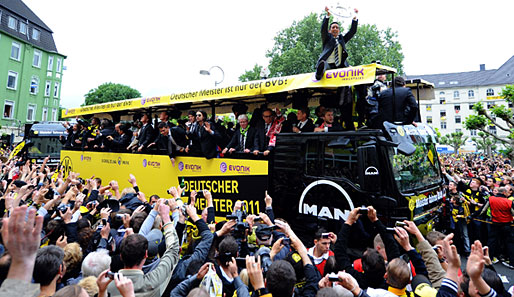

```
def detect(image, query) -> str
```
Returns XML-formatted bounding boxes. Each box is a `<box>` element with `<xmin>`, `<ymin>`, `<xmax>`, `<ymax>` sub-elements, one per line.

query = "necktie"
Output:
<box><xmin>334</xmin><ymin>40</ymin><xmax>340</xmax><ymax>66</ymax></box>
<box><xmin>265</xmin><ymin>124</ymin><xmax>270</xmax><ymax>134</ymax></box>
<box><xmin>298</xmin><ymin>122</ymin><xmax>303</xmax><ymax>129</ymax></box>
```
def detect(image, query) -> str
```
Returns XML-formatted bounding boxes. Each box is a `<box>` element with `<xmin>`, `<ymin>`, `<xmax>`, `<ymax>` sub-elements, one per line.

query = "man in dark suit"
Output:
<box><xmin>315</xmin><ymin>6</ymin><xmax>359</xmax><ymax>80</ymax></box>
<box><xmin>137</xmin><ymin>113</ymin><xmax>155</xmax><ymax>152</ymax></box>
<box><xmin>292</xmin><ymin>107</ymin><xmax>315</xmax><ymax>133</ymax></box>
<box><xmin>253</xmin><ymin>108</ymin><xmax>277</xmax><ymax>156</ymax></box>
<box><xmin>314</xmin><ymin>108</ymin><xmax>343</xmax><ymax>132</ymax></box>
<box><xmin>374</xmin><ymin>76</ymin><xmax>418</xmax><ymax>128</ymax></box>
<box><xmin>106</xmin><ymin>123</ymin><xmax>132</xmax><ymax>152</ymax></box>
<box><xmin>186</xmin><ymin>110</ymin><xmax>220</xmax><ymax>159</ymax></box>
<box><xmin>222</xmin><ymin>114</ymin><xmax>256</xmax><ymax>155</ymax></box>
<box><xmin>149</xmin><ymin>122</ymin><xmax>188</xmax><ymax>165</ymax></box>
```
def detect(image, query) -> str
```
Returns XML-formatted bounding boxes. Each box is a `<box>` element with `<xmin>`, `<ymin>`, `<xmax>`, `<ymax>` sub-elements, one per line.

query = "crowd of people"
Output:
<box><xmin>438</xmin><ymin>154</ymin><xmax>514</xmax><ymax>270</ymax></box>
<box><xmin>0</xmin><ymin>154</ymin><xmax>511</xmax><ymax>297</ymax></box>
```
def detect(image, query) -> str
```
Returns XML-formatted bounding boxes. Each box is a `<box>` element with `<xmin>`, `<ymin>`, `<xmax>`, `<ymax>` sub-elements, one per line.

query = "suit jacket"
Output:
<box><xmin>317</xmin><ymin>17</ymin><xmax>358</xmax><ymax>68</ymax></box>
<box><xmin>320</xmin><ymin>122</ymin><xmax>344</xmax><ymax>132</ymax></box>
<box><xmin>156</xmin><ymin>127</ymin><xmax>188</xmax><ymax>158</ymax></box>
<box><xmin>253</xmin><ymin>122</ymin><xmax>273</xmax><ymax>152</ymax></box>
<box><xmin>225</xmin><ymin>126</ymin><xmax>256</xmax><ymax>152</ymax></box>
<box><xmin>111</xmin><ymin>133</ymin><xmax>131</xmax><ymax>152</ymax></box>
<box><xmin>138</xmin><ymin>123</ymin><xmax>155</xmax><ymax>148</ymax></box>
<box><xmin>189</xmin><ymin>122</ymin><xmax>220</xmax><ymax>159</ymax></box>
<box><xmin>296</xmin><ymin>119</ymin><xmax>315</xmax><ymax>133</ymax></box>
<box><xmin>377</xmin><ymin>86</ymin><xmax>418</xmax><ymax>126</ymax></box>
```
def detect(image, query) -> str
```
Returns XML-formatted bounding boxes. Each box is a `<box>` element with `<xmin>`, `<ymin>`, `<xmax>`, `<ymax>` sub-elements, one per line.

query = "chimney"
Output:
<box><xmin>480</xmin><ymin>64</ymin><xmax>486</xmax><ymax>71</ymax></box>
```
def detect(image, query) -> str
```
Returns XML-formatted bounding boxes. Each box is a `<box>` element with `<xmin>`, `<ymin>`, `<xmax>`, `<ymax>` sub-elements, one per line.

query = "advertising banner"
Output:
<box><xmin>60</xmin><ymin>150</ymin><xmax>268</xmax><ymax>218</ymax></box>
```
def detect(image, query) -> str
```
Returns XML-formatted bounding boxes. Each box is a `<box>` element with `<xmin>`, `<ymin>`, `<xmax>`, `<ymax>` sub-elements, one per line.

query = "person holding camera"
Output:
<box><xmin>448</xmin><ymin>181</ymin><xmax>471</xmax><ymax>255</ymax></box>
<box><xmin>307</xmin><ymin>228</ymin><xmax>336</xmax><ymax>276</ymax></box>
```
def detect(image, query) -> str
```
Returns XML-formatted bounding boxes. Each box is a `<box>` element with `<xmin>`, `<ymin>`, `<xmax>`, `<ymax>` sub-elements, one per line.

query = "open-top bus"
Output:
<box><xmin>60</xmin><ymin>63</ymin><xmax>443</xmax><ymax>242</ymax></box>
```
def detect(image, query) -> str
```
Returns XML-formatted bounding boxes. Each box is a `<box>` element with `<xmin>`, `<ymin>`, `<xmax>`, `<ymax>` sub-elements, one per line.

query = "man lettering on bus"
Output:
<box><xmin>137</xmin><ymin>113</ymin><xmax>156</xmax><ymax>153</ymax></box>
<box><xmin>292</xmin><ymin>107</ymin><xmax>315</xmax><ymax>133</ymax></box>
<box><xmin>314</xmin><ymin>108</ymin><xmax>343</xmax><ymax>132</ymax></box>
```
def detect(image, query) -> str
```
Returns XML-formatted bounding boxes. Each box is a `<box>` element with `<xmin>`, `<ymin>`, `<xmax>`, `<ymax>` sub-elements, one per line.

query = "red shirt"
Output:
<box><xmin>489</xmin><ymin>196</ymin><xmax>513</xmax><ymax>223</ymax></box>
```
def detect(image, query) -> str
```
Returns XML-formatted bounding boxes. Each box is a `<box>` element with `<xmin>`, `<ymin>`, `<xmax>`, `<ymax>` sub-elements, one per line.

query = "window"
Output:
<box><xmin>323</xmin><ymin>140</ymin><xmax>361</xmax><ymax>185</ymax></box>
<box><xmin>53</xmin><ymin>82</ymin><xmax>60</xmax><ymax>97</ymax></box>
<box><xmin>455</xmin><ymin>116</ymin><xmax>461</xmax><ymax>124</ymax></box>
<box><xmin>440</xmin><ymin>110</ymin><xmax>446</xmax><ymax>117</ymax></box>
<box><xmin>487</xmin><ymin>102</ymin><xmax>495</xmax><ymax>109</ymax></box>
<box><xmin>468</xmin><ymin>90</ymin><xmax>474</xmax><ymax>98</ymax></box>
<box><xmin>33</xmin><ymin>50</ymin><xmax>42</xmax><ymax>68</ymax></box>
<box><xmin>27</xmin><ymin>104</ymin><xmax>36</xmax><ymax>121</ymax></box>
<box><xmin>44</xmin><ymin>98</ymin><xmax>48</xmax><ymax>105</ymax></box>
<box><xmin>453</xmin><ymin>91</ymin><xmax>459</xmax><ymax>99</ymax></box>
<box><xmin>470</xmin><ymin>130</ymin><xmax>477</xmax><ymax>136</ymax></box>
<box><xmin>45</xmin><ymin>81</ymin><xmax>51</xmax><ymax>97</ymax></box>
<box><xmin>440</xmin><ymin>97</ymin><xmax>446</xmax><ymax>104</ymax></box>
<box><xmin>439</xmin><ymin>91</ymin><xmax>445</xmax><ymax>95</ymax></box>
<box><xmin>19</xmin><ymin>22</ymin><xmax>27</xmax><ymax>35</ymax></box>
<box><xmin>8</xmin><ymin>16</ymin><xmax>17</xmax><ymax>30</ymax></box>
<box><xmin>53</xmin><ymin>99</ymin><xmax>58</xmax><ymax>106</ymax></box>
<box><xmin>426</xmin><ymin>116</ymin><xmax>432</xmax><ymax>124</ymax></box>
<box><xmin>7</xmin><ymin>71</ymin><xmax>18</xmax><ymax>90</ymax></box>
<box><xmin>509</xmin><ymin>102</ymin><xmax>513</xmax><ymax>108</ymax></box>
<box><xmin>30</xmin><ymin>77</ymin><xmax>39</xmax><ymax>94</ymax></box>
<box><xmin>32</xmin><ymin>28</ymin><xmax>40</xmax><ymax>41</ymax></box>
<box><xmin>10</xmin><ymin>42</ymin><xmax>20</xmax><ymax>60</ymax></box>
<box><xmin>56</xmin><ymin>58</ymin><xmax>62</xmax><ymax>73</ymax></box>
<box><xmin>469</xmin><ymin>103</ymin><xmax>475</xmax><ymax>110</ymax></box>
<box><xmin>426</xmin><ymin>105</ymin><xmax>432</xmax><ymax>112</ymax></box>
<box><xmin>3</xmin><ymin>101</ymin><xmax>14</xmax><ymax>119</ymax></box>
<box><xmin>489</xmin><ymin>126</ymin><xmax>497</xmax><ymax>135</ymax></box>
<box><xmin>454</xmin><ymin>105</ymin><xmax>460</xmax><ymax>112</ymax></box>
<box><xmin>441</xmin><ymin>122</ymin><xmax>447</xmax><ymax>129</ymax></box>
<box><xmin>47</xmin><ymin>56</ymin><xmax>54</xmax><ymax>71</ymax></box>
<box><xmin>51</xmin><ymin>108</ymin><xmax>57</xmax><ymax>121</ymax></box>
<box><xmin>486</xmin><ymin>88</ymin><xmax>494</xmax><ymax>96</ymax></box>
<box><xmin>42</xmin><ymin>107</ymin><xmax>48</xmax><ymax>121</ymax></box>
<box><xmin>456</xmin><ymin>129</ymin><xmax>461</xmax><ymax>133</ymax></box>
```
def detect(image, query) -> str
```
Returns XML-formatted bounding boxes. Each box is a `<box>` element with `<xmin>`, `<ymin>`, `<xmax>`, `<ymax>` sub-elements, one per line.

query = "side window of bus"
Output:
<box><xmin>323</xmin><ymin>141</ymin><xmax>359</xmax><ymax>185</ymax></box>
<box><xmin>305</xmin><ymin>140</ymin><xmax>321</xmax><ymax>176</ymax></box>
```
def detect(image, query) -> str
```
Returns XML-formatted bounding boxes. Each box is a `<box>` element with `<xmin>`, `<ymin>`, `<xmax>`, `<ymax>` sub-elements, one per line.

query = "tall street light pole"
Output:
<box><xmin>199</xmin><ymin>66</ymin><xmax>225</xmax><ymax>87</ymax></box>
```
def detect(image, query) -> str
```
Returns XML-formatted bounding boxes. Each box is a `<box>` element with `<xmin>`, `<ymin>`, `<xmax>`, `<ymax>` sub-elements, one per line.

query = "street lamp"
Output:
<box><xmin>199</xmin><ymin>66</ymin><xmax>225</xmax><ymax>87</ymax></box>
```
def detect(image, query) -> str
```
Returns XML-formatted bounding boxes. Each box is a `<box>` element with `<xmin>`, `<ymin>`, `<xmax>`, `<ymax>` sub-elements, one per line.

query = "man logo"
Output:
<box><xmin>178</xmin><ymin>162</ymin><xmax>184</xmax><ymax>171</ymax></box>
<box><xmin>61</xmin><ymin>156</ymin><xmax>73</xmax><ymax>178</ymax></box>
<box><xmin>364</xmin><ymin>166</ymin><xmax>379</xmax><ymax>176</ymax></box>
<box><xmin>298</xmin><ymin>180</ymin><xmax>355</xmax><ymax>220</ymax></box>
<box><xmin>220</xmin><ymin>162</ymin><xmax>227</xmax><ymax>173</ymax></box>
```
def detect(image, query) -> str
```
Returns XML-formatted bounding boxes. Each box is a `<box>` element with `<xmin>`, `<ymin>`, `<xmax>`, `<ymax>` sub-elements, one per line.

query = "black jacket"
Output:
<box><xmin>376</xmin><ymin>86</ymin><xmax>418</xmax><ymax>126</ymax></box>
<box><xmin>296</xmin><ymin>119</ymin><xmax>315</xmax><ymax>133</ymax></box>
<box><xmin>189</xmin><ymin>122</ymin><xmax>221</xmax><ymax>159</ymax></box>
<box><xmin>155</xmin><ymin>128</ymin><xmax>188</xmax><ymax>158</ymax></box>
<box><xmin>110</xmin><ymin>133</ymin><xmax>131</xmax><ymax>152</ymax></box>
<box><xmin>137</xmin><ymin>123</ymin><xmax>155</xmax><ymax>148</ymax></box>
<box><xmin>225</xmin><ymin>126</ymin><xmax>256</xmax><ymax>152</ymax></box>
<box><xmin>317</xmin><ymin>16</ymin><xmax>358</xmax><ymax>68</ymax></box>
<box><xmin>253</xmin><ymin>122</ymin><xmax>274</xmax><ymax>152</ymax></box>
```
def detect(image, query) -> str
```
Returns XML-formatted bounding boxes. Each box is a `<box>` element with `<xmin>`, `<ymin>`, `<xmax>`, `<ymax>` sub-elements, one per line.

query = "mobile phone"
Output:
<box><xmin>327</xmin><ymin>273</ymin><xmax>339</xmax><ymax>282</ymax></box>
<box><xmin>254</xmin><ymin>217</ymin><xmax>262</xmax><ymax>222</ymax></box>
<box><xmin>282</xmin><ymin>238</ymin><xmax>290</xmax><ymax>245</ymax></box>
<box><xmin>106</xmin><ymin>271</ymin><xmax>115</xmax><ymax>279</ymax></box>
<box><xmin>102</xmin><ymin>219</ymin><xmax>107</xmax><ymax>225</ymax></box>
<box><xmin>358</xmin><ymin>207</ymin><xmax>368</xmax><ymax>215</ymax></box>
<box><xmin>395</xmin><ymin>221</ymin><xmax>407</xmax><ymax>227</ymax></box>
<box><xmin>385</xmin><ymin>227</ymin><xmax>396</xmax><ymax>234</ymax></box>
<box><xmin>321</xmin><ymin>233</ymin><xmax>330</xmax><ymax>239</ymax></box>
<box><xmin>235</xmin><ymin>257</ymin><xmax>247</xmax><ymax>268</ymax></box>
<box><xmin>115</xmin><ymin>214</ymin><xmax>125</xmax><ymax>219</ymax></box>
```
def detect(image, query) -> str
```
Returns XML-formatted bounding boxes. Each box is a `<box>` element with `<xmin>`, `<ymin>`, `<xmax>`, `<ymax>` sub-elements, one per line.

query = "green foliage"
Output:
<box><xmin>239</xmin><ymin>13</ymin><xmax>405</xmax><ymax>80</ymax></box>
<box><xmin>239</xmin><ymin>64</ymin><xmax>263</xmax><ymax>82</ymax></box>
<box><xmin>439</xmin><ymin>131</ymin><xmax>467</xmax><ymax>154</ymax></box>
<box><xmin>83</xmin><ymin>82</ymin><xmax>141</xmax><ymax>106</ymax></box>
<box><xmin>472</xmin><ymin>131</ymin><xmax>497</xmax><ymax>156</ymax></box>
<box><xmin>500</xmin><ymin>84</ymin><xmax>514</xmax><ymax>102</ymax></box>
<box><xmin>472</xmin><ymin>101</ymin><xmax>486</xmax><ymax>115</ymax></box>
<box><xmin>490</xmin><ymin>104</ymin><xmax>513</xmax><ymax>122</ymax></box>
<box><xmin>464</xmin><ymin>114</ymin><xmax>487</xmax><ymax>130</ymax></box>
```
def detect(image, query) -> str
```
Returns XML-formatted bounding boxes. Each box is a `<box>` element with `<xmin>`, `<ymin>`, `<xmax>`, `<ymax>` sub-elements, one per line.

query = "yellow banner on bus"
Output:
<box><xmin>62</xmin><ymin>64</ymin><xmax>382</xmax><ymax>118</ymax></box>
<box><xmin>60</xmin><ymin>150</ymin><xmax>269</xmax><ymax>216</ymax></box>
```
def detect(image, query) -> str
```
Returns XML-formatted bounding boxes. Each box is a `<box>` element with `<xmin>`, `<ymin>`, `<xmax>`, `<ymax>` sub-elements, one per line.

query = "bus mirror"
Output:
<box><xmin>328</xmin><ymin>137</ymin><xmax>350</xmax><ymax>147</ymax></box>
<box><xmin>357</xmin><ymin>145</ymin><xmax>380</xmax><ymax>192</ymax></box>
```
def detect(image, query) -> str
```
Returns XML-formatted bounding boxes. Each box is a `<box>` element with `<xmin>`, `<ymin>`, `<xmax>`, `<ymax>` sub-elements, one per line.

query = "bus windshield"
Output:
<box><xmin>389</xmin><ymin>143</ymin><xmax>442</xmax><ymax>193</ymax></box>
<box><xmin>28</xmin><ymin>137</ymin><xmax>63</xmax><ymax>158</ymax></box>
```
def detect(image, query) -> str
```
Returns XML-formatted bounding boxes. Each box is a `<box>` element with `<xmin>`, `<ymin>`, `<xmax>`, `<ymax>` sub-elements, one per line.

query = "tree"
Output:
<box><xmin>83</xmin><ymin>82</ymin><xmax>141</xmax><ymax>106</ymax></box>
<box><xmin>464</xmin><ymin>84</ymin><xmax>514</xmax><ymax>160</ymax></box>
<box><xmin>239</xmin><ymin>64</ymin><xmax>263</xmax><ymax>82</ymax></box>
<box><xmin>471</xmin><ymin>131</ymin><xmax>497</xmax><ymax>156</ymax></box>
<box><xmin>439</xmin><ymin>131</ymin><xmax>468</xmax><ymax>154</ymax></box>
<box><xmin>239</xmin><ymin>13</ymin><xmax>405</xmax><ymax>80</ymax></box>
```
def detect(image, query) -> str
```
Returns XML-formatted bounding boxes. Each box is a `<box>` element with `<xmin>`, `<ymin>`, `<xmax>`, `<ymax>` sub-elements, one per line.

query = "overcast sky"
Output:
<box><xmin>23</xmin><ymin>0</ymin><xmax>514</xmax><ymax>108</ymax></box>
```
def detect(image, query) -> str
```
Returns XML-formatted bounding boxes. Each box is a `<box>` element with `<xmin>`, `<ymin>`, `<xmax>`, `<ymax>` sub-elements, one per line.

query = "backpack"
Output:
<box><xmin>199</xmin><ymin>263</ymin><xmax>223</xmax><ymax>297</ymax></box>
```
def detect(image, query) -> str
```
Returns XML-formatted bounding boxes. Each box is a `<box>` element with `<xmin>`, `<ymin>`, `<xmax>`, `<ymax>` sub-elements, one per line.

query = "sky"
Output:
<box><xmin>22</xmin><ymin>0</ymin><xmax>514</xmax><ymax>109</ymax></box>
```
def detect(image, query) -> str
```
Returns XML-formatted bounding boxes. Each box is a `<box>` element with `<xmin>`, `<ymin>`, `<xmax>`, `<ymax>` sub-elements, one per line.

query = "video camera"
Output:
<box><xmin>226</xmin><ymin>202</ymin><xmax>250</xmax><ymax>239</ymax></box>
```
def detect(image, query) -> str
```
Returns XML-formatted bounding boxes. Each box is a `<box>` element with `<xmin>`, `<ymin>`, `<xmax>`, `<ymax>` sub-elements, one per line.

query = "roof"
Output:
<box><xmin>0</xmin><ymin>0</ymin><xmax>60</xmax><ymax>53</ymax></box>
<box><xmin>406</xmin><ymin>55</ymin><xmax>514</xmax><ymax>89</ymax></box>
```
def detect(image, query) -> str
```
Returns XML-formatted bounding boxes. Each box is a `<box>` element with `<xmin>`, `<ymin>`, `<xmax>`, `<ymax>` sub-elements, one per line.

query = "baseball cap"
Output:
<box><xmin>146</xmin><ymin>229</ymin><xmax>163</xmax><ymax>258</ymax></box>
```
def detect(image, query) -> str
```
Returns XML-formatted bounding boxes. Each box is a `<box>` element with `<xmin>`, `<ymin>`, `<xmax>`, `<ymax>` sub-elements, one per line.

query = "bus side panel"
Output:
<box><xmin>60</xmin><ymin>151</ymin><xmax>268</xmax><ymax>219</ymax></box>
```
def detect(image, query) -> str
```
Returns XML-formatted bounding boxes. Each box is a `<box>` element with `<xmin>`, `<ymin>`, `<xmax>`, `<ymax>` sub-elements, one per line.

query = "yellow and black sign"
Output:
<box><xmin>60</xmin><ymin>150</ymin><xmax>269</xmax><ymax>218</ymax></box>
<box><xmin>62</xmin><ymin>64</ymin><xmax>385</xmax><ymax>118</ymax></box>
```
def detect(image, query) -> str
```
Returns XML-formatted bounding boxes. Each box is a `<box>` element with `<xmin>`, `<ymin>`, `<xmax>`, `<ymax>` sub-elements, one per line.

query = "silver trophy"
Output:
<box><xmin>327</xmin><ymin>2</ymin><xmax>353</xmax><ymax>22</ymax></box>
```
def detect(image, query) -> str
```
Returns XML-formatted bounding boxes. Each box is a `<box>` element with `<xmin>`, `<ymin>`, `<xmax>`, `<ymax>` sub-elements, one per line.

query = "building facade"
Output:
<box><xmin>0</xmin><ymin>0</ymin><xmax>65</xmax><ymax>134</ymax></box>
<box><xmin>408</xmin><ymin>56</ymin><xmax>514</xmax><ymax>139</ymax></box>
